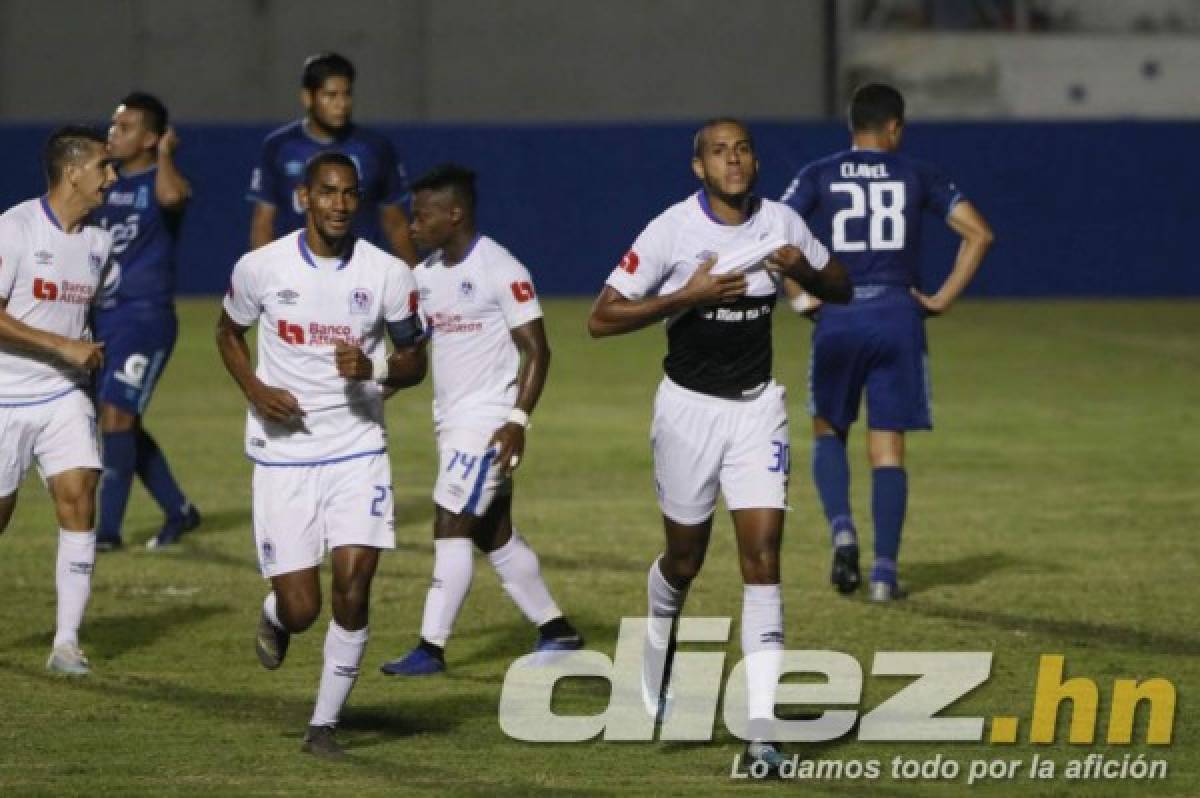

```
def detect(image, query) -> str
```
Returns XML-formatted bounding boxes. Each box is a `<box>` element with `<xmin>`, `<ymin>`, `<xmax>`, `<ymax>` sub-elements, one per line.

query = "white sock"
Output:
<box><xmin>262</xmin><ymin>592</ymin><xmax>282</xmax><ymax>629</ymax></box>
<box><xmin>487</xmin><ymin>532</ymin><xmax>562</xmax><ymax>626</ymax></box>
<box><xmin>742</xmin><ymin>584</ymin><xmax>784</xmax><ymax>741</ymax></box>
<box><xmin>54</xmin><ymin>529</ymin><xmax>96</xmax><ymax>649</ymax></box>
<box><xmin>418</xmin><ymin>538</ymin><xmax>474</xmax><ymax>647</ymax></box>
<box><xmin>644</xmin><ymin>558</ymin><xmax>687</xmax><ymax>696</ymax></box>
<box><xmin>310</xmin><ymin>621</ymin><xmax>368</xmax><ymax>728</ymax></box>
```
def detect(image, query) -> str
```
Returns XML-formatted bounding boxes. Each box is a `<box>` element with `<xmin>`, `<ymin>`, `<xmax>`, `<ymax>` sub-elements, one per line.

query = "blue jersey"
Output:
<box><xmin>248</xmin><ymin>120</ymin><xmax>410</xmax><ymax>248</ymax></box>
<box><xmin>90</xmin><ymin>166</ymin><xmax>182</xmax><ymax>311</ymax></box>
<box><xmin>782</xmin><ymin>149</ymin><xmax>962</xmax><ymax>289</ymax></box>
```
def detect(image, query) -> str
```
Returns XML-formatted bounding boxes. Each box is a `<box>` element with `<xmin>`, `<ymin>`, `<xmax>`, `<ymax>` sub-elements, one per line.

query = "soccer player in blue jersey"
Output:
<box><xmin>248</xmin><ymin>52</ymin><xmax>416</xmax><ymax>263</ymax></box>
<box><xmin>781</xmin><ymin>84</ymin><xmax>994</xmax><ymax>601</ymax></box>
<box><xmin>92</xmin><ymin>93</ymin><xmax>199</xmax><ymax>550</ymax></box>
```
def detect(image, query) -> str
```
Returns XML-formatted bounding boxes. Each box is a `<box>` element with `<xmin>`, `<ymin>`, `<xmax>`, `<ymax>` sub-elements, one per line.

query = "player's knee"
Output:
<box><xmin>739</xmin><ymin>548</ymin><xmax>780</xmax><ymax>584</ymax></box>
<box><xmin>331</xmin><ymin>579</ymin><xmax>371</xmax><ymax>624</ymax></box>
<box><xmin>278</xmin><ymin>594</ymin><xmax>321</xmax><ymax>633</ymax></box>
<box><xmin>661</xmin><ymin>550</ymin><xmax>705</xmax><ymax>586</ymax></box>
<box><xmin>53</xmin><ymin>483</ymin><xmax>96</xmax><ymax>528</ymax></box>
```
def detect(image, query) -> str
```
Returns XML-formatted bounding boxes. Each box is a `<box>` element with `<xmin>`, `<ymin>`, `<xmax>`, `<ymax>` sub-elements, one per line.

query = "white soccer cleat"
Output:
<box><xmin>46</xmin><ymin>643</ymin><xmax>90</xmax><ymax>675</ymax></box>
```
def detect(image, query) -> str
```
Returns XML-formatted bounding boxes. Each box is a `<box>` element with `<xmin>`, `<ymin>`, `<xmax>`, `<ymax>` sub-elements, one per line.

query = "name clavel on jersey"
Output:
<box><xmin>841</xmin><ymin>162</ymin><xmax>891</xmax><ymax>179</ymax></box>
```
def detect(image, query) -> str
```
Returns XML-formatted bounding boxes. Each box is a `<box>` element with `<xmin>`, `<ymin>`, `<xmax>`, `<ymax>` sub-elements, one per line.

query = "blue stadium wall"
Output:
<box><xmin>1</xmin><ymin>122</ymin><xmax>1195</xmax><ymax>297</ymax></box>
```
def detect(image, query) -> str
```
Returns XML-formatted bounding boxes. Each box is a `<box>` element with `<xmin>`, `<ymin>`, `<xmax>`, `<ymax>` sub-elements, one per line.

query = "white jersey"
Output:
<box><xmin>605</xmin><ymin>191</ymin><xmax>830</xmax><ymax>398</ymax></box>
<box><xmin>223</xmin><ymin>230</ymin><xmax>420</xmax><ymax>465</ymax></box>
<box><xmin>415</xmin><ymin>235</ymin><xmax>543</xmax><ymax>431</ymax></box>
<box><xmin>0</xmin><ymin>198</ymin><xmax>112</xmax><ymax>404</ymax></box>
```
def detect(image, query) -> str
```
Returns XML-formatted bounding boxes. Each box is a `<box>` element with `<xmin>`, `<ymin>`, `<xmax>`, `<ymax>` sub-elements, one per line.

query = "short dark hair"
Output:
<box><xmin>43</xmin><ymin>125</ymin><xmax>106</xmax><ymax>185</ymax></box>
<box><xmin>411</xmin><ymin>163</ymin><xmax>477</xmax><ymax>214</ymax></box>
<box><xmin>693</xmin><ymin>117</ymin><xmax>753</xmax><ymax>158</ymax></box>
<box><xmin>302</xmin><ymin>52</ymin><xmax>356</xmax><ymax>91</ymax></box>
<box><xmin>303</xmin><ymin>151</ymin><xmax>358</xmax><ymax>188</ymax></box>
<box><xmin>119</xmin><ymin>91</ymin><xmax>169</xmax><ymax>134</ymax></box>
<box><xmin>849</xmin><ymin>83</ymin><xmax>905</xmax><ymax>132</ymax></box>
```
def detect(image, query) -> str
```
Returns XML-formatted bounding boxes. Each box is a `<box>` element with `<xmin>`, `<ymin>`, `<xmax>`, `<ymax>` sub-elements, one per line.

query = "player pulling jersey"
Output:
<box><xmin>248</xmin><ymin>121</ymin><xmax>409</xmax><ymax>248</ymax></box>
<box><xmin>606</xmin><ymin>190</ymin><xmax>830</xmax><ymax>523</ymax></box>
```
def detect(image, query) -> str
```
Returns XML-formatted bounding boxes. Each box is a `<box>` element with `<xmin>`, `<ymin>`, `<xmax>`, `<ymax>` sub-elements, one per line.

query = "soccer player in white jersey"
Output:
<box><xmin>0</xmin><ymin>127</ymin><xmax>115</xmax><ymax>675</ymax></box>
<box><xmin>588</xmin><ymin>119</ymin><xmax>851</xmax><ymax>771</ymax></box>
<box><xmin>217</xmin><ymin>152</ymin><xmax>426</xmax><ymax>758</ymax></box>
<box><xmin>380</xmin><ymin>164</ymin><xmax>582</xmax><ymax>677</ymax></box>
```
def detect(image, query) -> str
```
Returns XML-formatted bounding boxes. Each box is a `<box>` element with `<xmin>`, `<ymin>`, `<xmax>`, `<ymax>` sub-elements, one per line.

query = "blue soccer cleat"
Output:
<box><xmin>146</xmin><ymin>504</ymin><xmax>201</xmax><ymax>550</ymax></box>
<box><xmin>380</xmin><ymin>647</ymin><xmax>446</xmax><ymax>676</ymax></box>
<box><xmin>533</xmin><ymin>632</ymin><xmax>584</xmax><ymax>653</ymax></box>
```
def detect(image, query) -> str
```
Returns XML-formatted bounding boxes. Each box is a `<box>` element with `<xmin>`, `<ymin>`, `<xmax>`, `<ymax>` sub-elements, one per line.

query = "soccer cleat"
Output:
<box><xmin>301</xmin><ymin>725</ymin><xmax>345</xmax><ymax>759</ymax></box>
<box><xmin>95</xmin><ymin>536</ymin><xmax>123</xmax><ymax>553</ymax></box>
<box><xmin>744</xmin><ymin>740</ymin><xmax>788</xmax><ymax>777</ymax></box>
<box><xmin>46</xmin><ymin>643</ymin><xmax>90</xmax><ymax>675</ymax></box>
<box><xmin>868</xmin><ymin>580</ymin><xmax>905</xmax><ymax>603</ymax></box>
<box><xmin>533</xmin><ymin>632</ymin><xmax>584</xmax><ymax>653</ymax></box>
<box><xmin>830</xmin><ymin>545</ymin><xmax>861</xmax><ymax>594</ymax></box>
<box><xmin>255</xmin><ymin>611</ymin><xmax>290</xmax><ymax>670</ymax></box>
<box><xmin>380</xmin><ymin>647</ymin><xmax>446</xmax><ymax>676</ymax></box>
<box><xmin>146</xmin><ymin>504</ymin><xmax>201</xmax><ymax>550</ymax></box>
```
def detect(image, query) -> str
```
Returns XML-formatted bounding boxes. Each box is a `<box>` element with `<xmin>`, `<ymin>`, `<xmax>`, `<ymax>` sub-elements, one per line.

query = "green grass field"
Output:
<box><xmin>1</xmin><ymin>298</ymin><xmax>1196</xmax><ymax>797</ymax></box>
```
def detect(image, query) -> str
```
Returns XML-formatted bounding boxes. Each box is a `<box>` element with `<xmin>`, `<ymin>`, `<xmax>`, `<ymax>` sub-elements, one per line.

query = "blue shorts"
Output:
<box><xmin>808</xmin><ymin>290</ymin><xmax>931</xmax><ymax>433</ymax></box>
<box><xmin>94</xmin><ymin>308</ymin><xmax>178</xmax><ymax>416</ymax></box>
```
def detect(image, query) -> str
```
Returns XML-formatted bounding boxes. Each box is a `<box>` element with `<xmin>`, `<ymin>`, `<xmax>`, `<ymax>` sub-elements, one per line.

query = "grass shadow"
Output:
<box><xmin>6</xmin><ymin>603</ymin><xmax>232</xmax><ymax>659</ymax></box>
<box><xmin>902</xmin><ymin>551</ymin><xmax>1052</xmax><ymax>596</ymax></box>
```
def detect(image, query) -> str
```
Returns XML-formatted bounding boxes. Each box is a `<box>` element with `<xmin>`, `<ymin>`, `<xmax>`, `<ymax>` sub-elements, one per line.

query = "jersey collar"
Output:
<box><xmin>297</xmin><ymin>232</ymin><xmax>352</xmax><ymax>270</ymax></box>
<box><xmin>39</xmin><ymin>195</ymin><xmax>63</xmax><ymax>230</ymax></box>
<box><xmin>695</xmin><ymin>190</ymin><xmax>760</xmax><ymax>227</ymax></box>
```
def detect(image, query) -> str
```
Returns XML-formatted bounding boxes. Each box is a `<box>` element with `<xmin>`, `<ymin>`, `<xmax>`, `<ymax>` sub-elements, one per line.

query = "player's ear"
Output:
<box><xmin>691</xmin><ymin>156</ymin><xmax>705</xmax><ymax>181</ymax></box>
<box><xmin>300</xmin><ymin>88</ymin><xmax>313</xmax><ymax>113</ymax></box>
<box><xmin>297</xmin><ymin>183</ymin><xmax>311</xmax><ymax>212</ymax></box>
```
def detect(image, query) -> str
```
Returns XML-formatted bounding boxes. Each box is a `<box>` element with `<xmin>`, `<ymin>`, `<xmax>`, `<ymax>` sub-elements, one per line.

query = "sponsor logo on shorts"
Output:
<box><xmin>261</xmin><ymin>540</ymin><xmax>276</xmax><ymax>565</ymax></box>
<box><xmin>249</xmin><ymin>437</ymin><xmax>266</xmax><ymax>448</ymax></box>
<box><xmin>114</xmin><ymin>353</ymin><xmax>149</xmax><ymax>389</ymax></box>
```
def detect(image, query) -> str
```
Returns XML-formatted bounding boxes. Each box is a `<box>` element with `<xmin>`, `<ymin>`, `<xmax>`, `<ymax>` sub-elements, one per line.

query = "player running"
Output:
<box><xmin>588</xmin><ymin>119</ymin><xmax>850</xmax><ymax>772</ymax></box>
<box><xmin>92</xmin><ymin>92</ymin><xmax>200</xmax><ymax>550</ymax></box>
<box><xmin>248</xmin><ymin>52</ymin><xmax>416</xmax><ymax>263</ymax></box>
<box><xmin>217</xmin><ymin>152</ymin><xmax>426</xmax><ymax>758</ymax></box>
<box><xmin>380</xmin><ymin>164</ymin><xmax>582</xmax><ymax>677</ymax></box>
<box><xmin>781</xmin><ymin>83</ymin><xmax>994</xmax><ymax>601</ymax></box>
<box><xmin>0</xmin><ymin>126</ymin><xmax>115</xmax><ymax>674</ymax></box>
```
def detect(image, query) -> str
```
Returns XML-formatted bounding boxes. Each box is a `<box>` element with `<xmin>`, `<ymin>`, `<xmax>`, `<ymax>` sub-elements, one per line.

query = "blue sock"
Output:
<box><xmin>812</xmin><ymin>434</ymin><xmax>856</xmax><ymax>548</ymax></box>
<box><xmin>99</xmin><ymin>430</ymin><xmax>137</xmax><ymax>542</ymax></box>
<box><xmin>135</xmin><ymin>428</ymin><xmax>189</xmax><ymax>520</ymax></box>
<box><xmin>871</xmin><ymin>467</ymin><xmax>908</xmax><ymax>583</ymax></box>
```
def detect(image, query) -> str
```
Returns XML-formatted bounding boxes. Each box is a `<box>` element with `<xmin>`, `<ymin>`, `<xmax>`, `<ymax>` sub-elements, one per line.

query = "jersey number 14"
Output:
<box><xmin>830</xmin><ymin>181</ymin><xmax>906</xmax><ymax>252</ymax></box>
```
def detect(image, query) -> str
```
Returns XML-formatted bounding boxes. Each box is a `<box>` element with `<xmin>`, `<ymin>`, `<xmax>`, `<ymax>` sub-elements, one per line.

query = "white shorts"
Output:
<box><xmin>0</xmin><ymin>389</ymin><xmax>101</xmax><ymax>496</ymax></box>
<box><xmin>251</xmin><ymin>452</ymin><xmax>396</xmax><ymax>578</ymax></box>
<box><xmin>433</xmin><ymin>426</ymin><xmax>511</xmax><ymax>516</ymax></box>
<box><xmin>651</xmin><ymin>377</ymin><xmax>790</xmax><ymax>525</ymax></box>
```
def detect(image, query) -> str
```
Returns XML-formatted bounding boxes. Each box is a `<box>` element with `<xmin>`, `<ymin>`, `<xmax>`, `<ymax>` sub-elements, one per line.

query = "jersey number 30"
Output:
<box><xmin>830</xmin><ymin>181</ymin><xmax>906</xmax><ymax>252</ymax></box>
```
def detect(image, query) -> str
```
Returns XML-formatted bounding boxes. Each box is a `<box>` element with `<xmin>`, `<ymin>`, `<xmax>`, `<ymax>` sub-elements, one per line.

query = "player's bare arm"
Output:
<box><xmin>0</xmin><ymin>299</ymin><xmax>103</xmax><ymax>370</ymax></box>
<box><xmin>380</xmin><ymin>204</ymin><xmax>418</xmax><ymax>266</ymax></box>
<box><xmin>912</xmin><ymin>200</ymin><xmax>994</xmax><ymax>316</ymax></box>
<box><xmin>766</xmin><ymin>246</ymin><xmax>853</xmax><ymax>304</ymax></box>
<box><xmin>490</xmin><ymin>318</ymin><xmax>550</xmax><ymax>474</ymax></box>
<box><xmin>587</xmin><ymin>258</ymin><xmax>747</xmax><ymax>338</ymax></box>
<box><xmin>216</xmin><ymin>309</ymin><xmax>304</xmax><ymax>422</ymax></box>
<box><xmin>249</xmin><ymin>202</ymin><xmax>277</xmax><ymax>250</ymax></box>
<box><xmin>153</xmin><ymin>127</ymin><xmax>191</xmax><ymax>210</ymax></box>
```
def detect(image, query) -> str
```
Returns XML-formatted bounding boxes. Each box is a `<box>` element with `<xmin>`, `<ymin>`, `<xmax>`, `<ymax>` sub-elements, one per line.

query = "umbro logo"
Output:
<box><xmin>276</xmin><ymin>289</ymin><xmax>300</xmax><ymax>305</ymax></box>
<box><xmin>35</xmin><ymin>250</ymin><xmax>53</xmax><ymax>266</ymax></box>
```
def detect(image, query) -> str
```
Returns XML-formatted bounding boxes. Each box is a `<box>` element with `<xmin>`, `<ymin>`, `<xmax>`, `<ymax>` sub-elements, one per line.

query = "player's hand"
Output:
<box><xmin>58</xmin><ymin>339</ymin><xmax>104</xmax><ymax>371</ymax></box>
<box><xmin>488</xmin><ymin>422</ymin><xmax>526</xmax><ymax>477</ymax></box>
<box><xmin>334</xmin><ymin>341</ymin><xmax>372</xmax><ymax>380</ymax></box>
<box><xmin>158</xmin><ymin>127</ymin><xmax>180</xmax><ymax>157</ymax></box>
<box><xmin>683</xmin><ymin>257</ymin><xmax>746</xmax><ymax>306</ymax></box>
<box><xmin>765</xmin><ymin>245</ymin><xmax>816</xmax><ymax>282</ymax></box>
<box><xmin>911</xmin><ymin>288</ymin><xmax>950</xmax><ymax>317</ymax></box>
<box><xmin>248</xmin><ymin>382</ymin><xmax>305</xmax><ymax>424</ymax></box>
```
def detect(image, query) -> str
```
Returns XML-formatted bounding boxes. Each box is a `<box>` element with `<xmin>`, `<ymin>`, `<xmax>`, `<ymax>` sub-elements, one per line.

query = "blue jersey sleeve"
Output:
<box><xmin>918</xmin><ymin>160</ymin><xmax>964</xmax><ymax>219</ymax></box>
<box><xmin>377</xmin><ymin>137</ymin><xmax>410</xmax><ymax>208</ymax></box>
<box><xmin>248</xmin><ymin>137</ymin><xmax>281</xmax><ymax>207</ymax></box>
<box><xmin>780</xmin><ymin>165</ymin><xmax>820</xmax><ymax>218</ymax></box>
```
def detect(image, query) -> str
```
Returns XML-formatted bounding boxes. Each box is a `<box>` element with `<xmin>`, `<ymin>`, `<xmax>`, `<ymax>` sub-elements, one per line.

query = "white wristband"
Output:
<box><xmin>790</xmin><ymin>293</ymin><xmax>816</xmax><ymax>314</ymax></box>
<box><xmin>507</xmin><ymin>407</ymin><xmax>529</xmax><ymax>428</ymax></box>
<box><xmin>370</xmin><ymin>351</ymin><xmax>390</xmax><ymax>383</ymax></box>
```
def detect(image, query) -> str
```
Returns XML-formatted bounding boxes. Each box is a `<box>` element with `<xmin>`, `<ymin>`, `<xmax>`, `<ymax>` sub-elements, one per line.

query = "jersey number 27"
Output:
<box><xmin>830</xmin><ymin>181</ymin><xmax>906</xmax><ymax>252</ymax></box>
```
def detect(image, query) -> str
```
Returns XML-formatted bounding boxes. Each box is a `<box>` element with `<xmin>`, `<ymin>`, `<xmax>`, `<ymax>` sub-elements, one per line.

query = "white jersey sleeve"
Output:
<box><xmin>0</xmin><ymin>214</ymin><xmax>26</xmax><ymax>300</ymax></box>
<box><xmin>223</xmin><ymin>254</ymin><xmax>263</xmax><ymax>326</ymax></box>
<box><xmin>784</xmin><ymin>205</ymin><xmax>831</xmax><ymax>271</ymax></box>
<box><xmin>488</xmin><ymin>252</ymin><xmax>543</xmax><ymax>329</ymax></box>
<box><xmin>605</xmin><ymin>216</ymin><xmax>674</xmax><ymax>300</ymax></box>
<box><xmin>380</xmin><ymin>259</ymin><xmax>423</xmax><ymax>345</ymax></box>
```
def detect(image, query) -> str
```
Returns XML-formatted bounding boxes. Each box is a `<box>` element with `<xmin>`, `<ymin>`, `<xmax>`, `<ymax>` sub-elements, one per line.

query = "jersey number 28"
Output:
<box><xmin>830</xmin><ymin>181</ymin><xmax>906</xmax><ymax>252</ymax></box>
